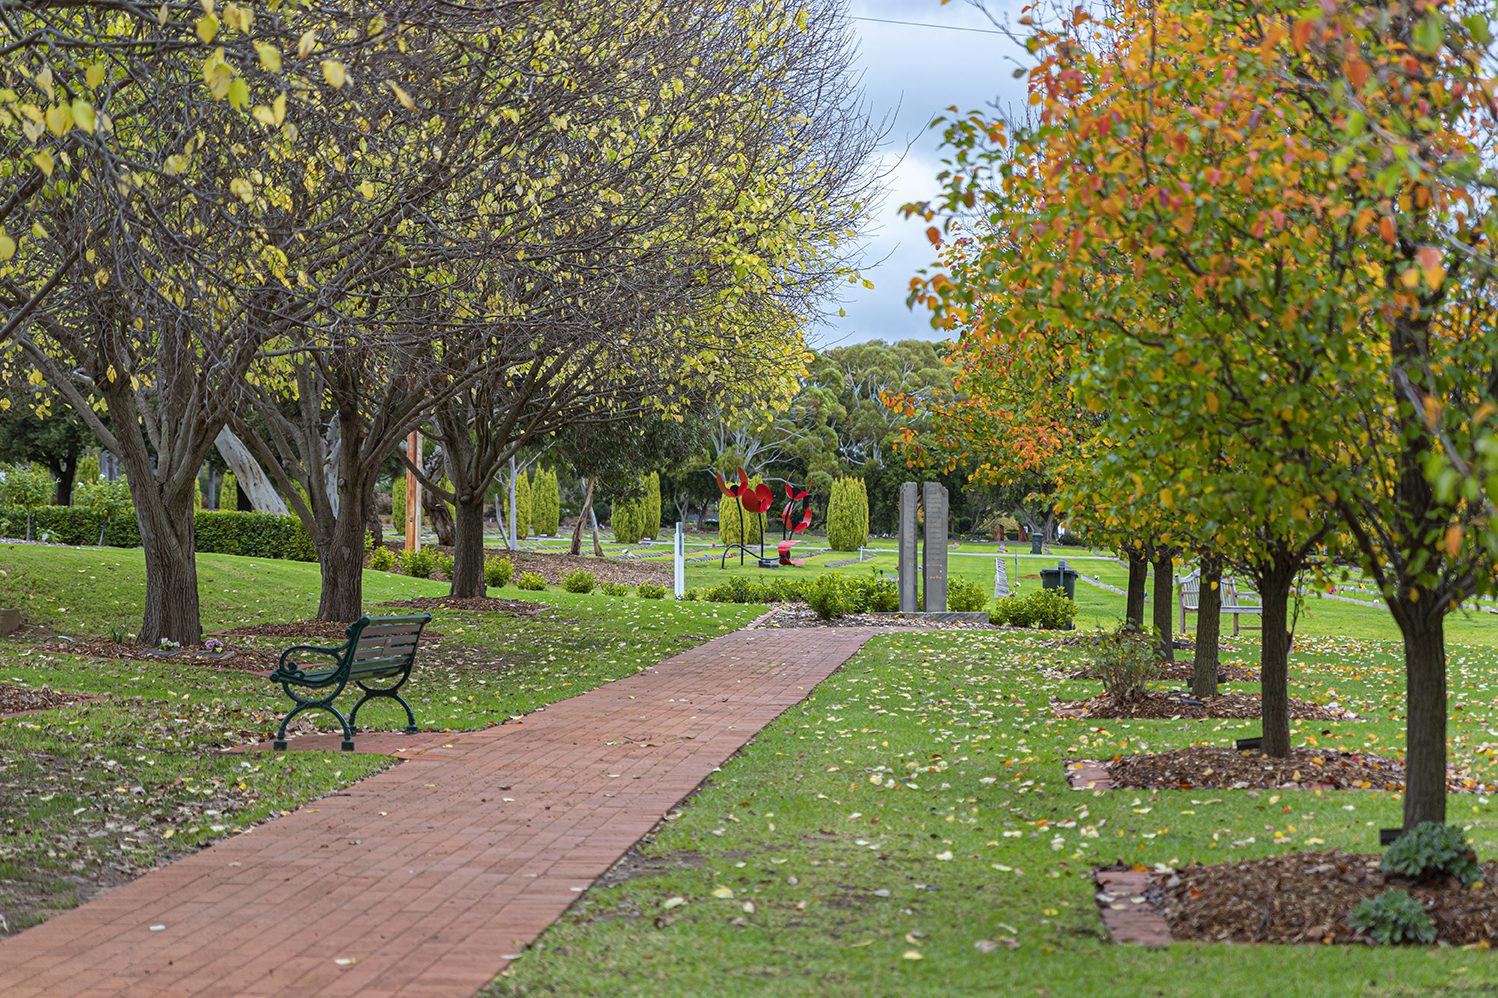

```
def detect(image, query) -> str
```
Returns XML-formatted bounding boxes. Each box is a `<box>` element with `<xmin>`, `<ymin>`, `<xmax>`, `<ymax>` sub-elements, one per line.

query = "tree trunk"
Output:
<box><xmin>215</xmin><ymin>427</ymin><xmax>289</xmax><ymax>513</ymax></box>
<box><xmin>1125</xmin><ymin>550</ymin><xmax>1148</xmax><ymax>629</ymax></box>
<box><xmin>1401</xmin><ymin>619</ymin><xmax>1448</xmax><ymax>829</ymax></box>
<box><xmin>1192</xmin><ymin>557</ymin><xmax>1223</xmax><ymax>698</ymax></box>
<box><xmin>54</xmin><ymin>454</ymin><xmax>77</xmax><ymax>506</ymax></box>
<box><xmin>1258</xmin><ymin>568</ymin><xmax>1294</xmax><ymax>757</ymax></box>
<box><xmin>316</xmin><ymin>502</ymin><xmax>367</xmax><ymax>622</ymax></box>
<box><xmin>450</xmin><ymin>493</ymin><xmax>487</xmax><ymax>598</ymax></box>
<box><xmin>136</xmin><ymin>491</ymin><xmax>202</xmax><ymax>645</ymax></box>
<box><xmin>1153</xmin><ymin>553</ymin><xmax>1174</xmax><ymax>662</ymax></box>
<box><xmin>422</xmin><ymin>486</ymin><xmax>456</xmax><ymax>547</ymax></box>
<box><xmin>570</xmin><ymin>479</ymin><xmax>594</xmax><ymax>556</ymax></box>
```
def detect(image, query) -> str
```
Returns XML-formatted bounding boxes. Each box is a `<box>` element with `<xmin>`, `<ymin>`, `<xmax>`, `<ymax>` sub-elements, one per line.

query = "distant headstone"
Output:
<box><xmin>898</xmin><ymin>482</ymin><xmax>919</xmax><ymax>612</ymax></box>
<box><xmin>922</xmin><ymin>482</ymin><xmax>948</xmax><ymax>613</ymax></box>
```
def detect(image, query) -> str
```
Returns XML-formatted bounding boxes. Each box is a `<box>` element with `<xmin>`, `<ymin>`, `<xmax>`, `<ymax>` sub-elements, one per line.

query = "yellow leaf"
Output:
<box><xmin>358</xmin><ymin>180</ymin><xmax>375</xmax><ymax>199</ymax></box>
<box><xmin>298</xmin><ymin>30</ymin><xmax>318</xmax><ymax>59</ymax></box>
<box><xmin>1160</xmin><ymin>488</ymin><xmax>1175</xmax><ymax>510</ymax></box>
<box><xmin>196</xmin><ymin>14</ymin><xmax>219</xmax><ymax>43</ymax></box>
<box><xmin>71</xmin><ymin>99</ymin><xmax>96</xmax><ymax>134</ymax></box>
<box><xmin>229</xmin><ymin>177</ymin><xmax>254</xmax><ymax>203</ymax></box>
<box><xmin>1205</xmin><ymin>391</ymin><xmax>1219</xmax><ymax>415</ymax></box>
<box><xmin>45</xmin><ymin>104</ymin><xmax>71</xmax><ymax>137</ymax></box>
<box><xmin>28</xmin><ymin>369</ymin><xmax>45</xmax><ymax>386</ymax></box>
<box><xmin>85</xmin><ymin>62</ymin><xmax>106</xmax><ymax>90</ymax></box>
<box><xmin>321</xmin><ymin>60</ymin><xmax>347</xmax><ymax>89</ymax></box>
<box><xmin>33</xmin><ymin>150</ymin><xmax>54</xmax><ymax>177</ymax></box>
<box><xmin>255</xmin><ymin>42</ymin><xmax>282</xmax><ymax>74</ymax></box>
<box><xmin>0</xmin><ymin>232</ymin><xmax>13</xmax><ymax>262</ymax></box>
<box><xmin>389</xmin><ymin>82</ymin><xmax>416</xmax><ymax>109</ymax></box>
<box><xmin>710</xmin><ymin>886</ymin><xmax>734</xmax><ymax>899</ymax></box>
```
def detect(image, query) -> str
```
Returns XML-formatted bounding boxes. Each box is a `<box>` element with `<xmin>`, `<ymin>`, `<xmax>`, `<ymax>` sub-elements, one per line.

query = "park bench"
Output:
<box><xmin>1177</xmin><ymin>569</ymin><xmax>1263</xmax><ymax>636</ymax></box>
<box><xmin>266</xmin><ymin>613</ymin><xmax>432</xmax><ymax>751</ymax></box>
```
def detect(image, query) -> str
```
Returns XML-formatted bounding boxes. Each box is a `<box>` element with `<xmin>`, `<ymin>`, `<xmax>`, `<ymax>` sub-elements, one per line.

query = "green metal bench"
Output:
<box><xmin>266</xmin><ymin>613</ymin><xmax>432</xmax><ymax>751</ymax></box>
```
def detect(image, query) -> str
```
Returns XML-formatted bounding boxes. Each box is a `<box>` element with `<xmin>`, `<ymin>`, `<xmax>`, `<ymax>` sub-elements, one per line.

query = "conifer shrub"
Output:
<box><xmin>825</xmin><ymin>476</ymin><xmax>868</xmax><ymax>551</ymax></box>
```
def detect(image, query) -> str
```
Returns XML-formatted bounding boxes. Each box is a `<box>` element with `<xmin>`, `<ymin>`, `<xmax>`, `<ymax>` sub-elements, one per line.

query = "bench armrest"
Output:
<box><xmin>271</xmin><ymin>642</ymin><xmax>348</xmax><ymax>682</ymax></box>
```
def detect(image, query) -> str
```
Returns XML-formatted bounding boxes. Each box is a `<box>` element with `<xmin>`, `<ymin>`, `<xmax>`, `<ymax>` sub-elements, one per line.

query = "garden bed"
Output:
<box><xmin>1094</xmin><ymin>745</ymin><xmax>1486</xmax><ymax>792</ymax></box>
<box><xmin>1067</xmin><ymin>662</ymin><xmax>1259</xmax><ymax>683</ymax></box>
<box><xmin>1148</xmin><ymin>852</ymin><xmax>1498</xmax><ymax>945</ymax></box>
<box><xmin>748</xmin><ymin>603</ymin><xmax>994</xmax><ymax>629</ymax></box>
<box><xmin>1053</xmin><ymin>690</ymin><xmax>1356</xmax><ymax>721</ymax></box>
<box><xmin>380</xmin><ymin>596</ymin><xmax>547</xmax><ymax>616</ymax></box>
<box><xmin>0</xmin><ymin>682</ymin><xmax>100</xmax><ymax>716</ymax></box>
<box><xmin>34</xmin><ymin>637</ymin><xmax>277</xmax><ymax>673</ymax></box>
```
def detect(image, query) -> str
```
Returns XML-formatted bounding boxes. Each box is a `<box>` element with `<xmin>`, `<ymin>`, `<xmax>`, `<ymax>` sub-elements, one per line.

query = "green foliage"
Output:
<box><xmin>1</xmin><ymin>463</ymin><xmax>53</xmax><ymax>513</ymax></box>
<box><xmin>75</xmin><ymin>454</ymin><xmax>101</xmax><ymax>489</ymax></box>
<box><xmin>391</xmin><ymin>476</ymin><xmax>406</xmax><ymax>527</ymax></box>
<box><xmin>946</xmin><ymin>577</ymin><xmax>988</xmax><ymax>613</ymax></box>
<box><xmin>685</xmin><ymin>575</ymin><xmax>807</xmax><ymax>604</ymax></box>
<box><xmin>517</xmin><ymin>571</ymin><xmax>546</xmax><ymax>591</ymax></box>
<box><xmin>806</xmin><ymin>574</ymin><xmax>847</xmax><ymax>620</ymax></box>
<box><xmin>989</xmin><ymin>588</ymin><xmax>1079</xmax><ymax>630</ymax></box>
<box><xmin>601</xmin><ymin>581</ymin><xmax>631</xmax><ymax>597</ymax></box>
<box><xmin>501</xmin><ymin>471</ymin><xmax>532</xmax><ymax>539</ymax></box>
<box><xmin>192</xmin><ymin>510</ymin><xmax>317</xmax><ymax>562</ymax></box>
<box><xmin>643</xmin><ymin>472</ymin><xmax>661</xmax><ymax>540</ymax></box>
<box><xmin>400</xmin><ymin>547</ymin><xmax>436</xmax><ymax>580</ymax></box>
<box><xmin>368</xmin><ymin>545</ymin><xmax>397</xmax><ymax>571</ymax></box>
<box><xmin>218</xmin><ymin>472</ymin><xmax>237</xmax><ymax>511</ymax></box>
<box><xmin>613</xmin><ymin>492</ymin><xmax>645</xmax><ymax>544</ymax></box>
<box><xmin>531</xmin><ymin>468</ymin><xmax>561</xmax><ymax>537</ymax></box>
<box><xmin>805</xmin><ymin>572</ymin><xmax>898</xmax><ymax>620</ymax></box>
<box><xmin>1348</xmin><ymin>890</ymin><xmax>1438</xmax><ymax>945</ymax></box>
<box><xmin>562</xmin><ymin>569</ymin><xmax>597</xmax><ymax>593</ymax></box>
<box><xmin>636</xmin><ymin>581</ymin><xmax>667</xmax><ymax>599</ymax></box>
<box><xmin>75</xmin><ymin>478</ymin><xmax>133</xmax><ymax>523</ymax></box>
<box><xmin>194</xmin><ymin>476</ymin><xmax>204</xmax><ymax>511</ymax></box>
<box><xmin>433</xmin><ymin>551</ymin><xmax>455</xmax><ymax>579</ymax></box>
<box><xmin>484</xmin><ymin>555</ymin><xmax>514</xmax><ymax>588</ymax></box>
<box><xmin>1087</xmin><ymin>625</ymin><xmax>1161</xmax><ymax>705</ymax></box>
<box><xmin>1381</xmin><ymin>823</ymin><xmax>1482</xmax><ymax>887</ymax></box>
<box><xmin>718</xmin><ymin>475</ymin><xmax>765</xmax><ymax>548</ymax></box>
<box><xmin>825</xmin><ymin>476</ymin><xmax>868</xmax><ymax>551</ymax></box>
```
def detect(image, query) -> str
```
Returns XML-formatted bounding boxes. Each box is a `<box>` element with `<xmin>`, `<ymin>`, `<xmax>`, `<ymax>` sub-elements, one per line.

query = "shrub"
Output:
<box><xmin>825</xmin><ymin>476</ymin><xmax>869</xmax><ymax>551</ymax></box>
<box><xmin>946</xmin><ymin>577</ymin><xmax>988</xmax><ymax>613</ymax></box>
<box><xmin>806</xmin><ymin>574</ymin><xmax>847</xmax><ymax>620</ymax></box>
<box><xmin>75</xmin><ymin>453</ymin><xmax>102</xmax><ymax>488</ymax></box>
<box><xmin>433</xmin><ymin>552</ymin><xmax>455</xmax><ymax>580</ymax></box>
<box><xmin>562</xmin><ymin>569</ymin><xmax>596</xmax><ymax>593</ymax></box>
<box><xmin>989</xmin><ymin>589</ymin><xmax>1078</xmax><ymax>630</ymax></box>
<box><xmin>391</xmin><ymin>476</ymin><xmax>406</xmax><ymax>527</ymax></box>
<box><xmin>684</xmin><ymin>576</ymin><xmax>812</xmax><ymax>605</ymax></box>
<box><xmin>612</xmin><ymin>491</ymin><xmax>644</xmax><ymax>544</ymax></box>
<box><xmin>643</xmin><ymin>472</ymin><xmax>661</xmax><ymax>540</ymax></box>
<box><xmin>601</xmin><ymin>581</ymin><xmax>631</xmax><ymax>597</ymax></box>
<box><xmin>74</xmin><ymin>478</ymin><xmax>135</xmax><ymax>545</ymax></box>
<box><xmin>501</xmin><ymin>471</ymin><xmax>532</xmax><ymax>539</ymax></box>
<box><xmin>636</xmin><ymin>581</ymin><xmax>667</xmax><ymax>599</ymax></box>
<box><xmin>718</xmin><ymin>474</ymin><xmax>764</xmax><ymax>548</ymax></box>
<box><xmin>1087</xmin><ymin>625</ymin><xmax>1161</xmax><ymax>705</ymax></box>
<box><xmin>1380</xmin><ymin>823</ymin><xmax>1482</xmax><ymax>887</ymax></box>
<box><xmin>400</xmin><ymin>547</ymin><xmax>436</xmax><ymax>579</ymax></box>
<box><xmin>484</xmin><ymin>555</ymin><xmax>514</xmax><ymax>588</ymax></box>
<box><xmin>193</xmin><ymin>510</ymin><xmax>317</xmax><ymax>561</ymax></box>
<box><xmin>1</xmin><ymin>463</ymin><xmax>53</xmax><ymax>538</ymax></box>
<box><xmin>517</xmin><ymin>571</ymin><xmax>546</xmax><ymax>591</ymax></box>
<box><xmin>531</xmin><ymin>468</ymin><xmax>561</xmax><ymax>536</ymax></box>
<box><xmin>1348</xmin><ymin>890</ymin><xmax>1437</xmax><ymax>945</ymax></box>
<box><xmin>369</xmin><ymin>545</ymin><xmax>397</xmax><ymax>571</ymax></box>
<box><xmin>218</xmin><ymin>471</ymin><xmax>238</xmax><ymax>511</ymax></box>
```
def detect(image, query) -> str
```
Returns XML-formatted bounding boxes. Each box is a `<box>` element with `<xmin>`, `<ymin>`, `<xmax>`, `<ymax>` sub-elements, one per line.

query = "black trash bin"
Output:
<box><xmin>1040</xmin><ymin>559</ymin><xmax>1078</xmax><ymax>600</ymax></box>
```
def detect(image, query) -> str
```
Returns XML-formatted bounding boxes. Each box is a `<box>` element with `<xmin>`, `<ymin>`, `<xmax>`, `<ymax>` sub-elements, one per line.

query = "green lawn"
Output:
<box><xmin>488</xmin><ymin>630</ymin><xmax>1498</xmax><ymax>997</ymax></box>
<box><xmin>0</xmin><ymin>543</ymin><xmax>759</xmax><ymax>934</ymax></box>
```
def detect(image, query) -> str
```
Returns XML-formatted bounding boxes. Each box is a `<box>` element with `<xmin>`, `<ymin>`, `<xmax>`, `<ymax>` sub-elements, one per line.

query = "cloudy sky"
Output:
<box><xmin>813</xmin><ymin>0</ymin><xmax>1029</xmax><ymax>348</ymax></box>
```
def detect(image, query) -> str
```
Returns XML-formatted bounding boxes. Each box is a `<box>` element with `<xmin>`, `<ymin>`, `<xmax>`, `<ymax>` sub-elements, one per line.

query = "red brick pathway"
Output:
<box><xmin>0</xmin><ymin>629</ymin><xmax>874</xmax><ymax>997</ymax></box>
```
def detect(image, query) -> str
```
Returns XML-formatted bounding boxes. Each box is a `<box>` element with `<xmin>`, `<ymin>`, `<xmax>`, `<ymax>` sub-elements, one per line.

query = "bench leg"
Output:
<box><xmin>349</xmin><ymin>686</ymin><xmax>419</xmax><ymax>736</ymax></box>
<box><xmin>274</xmin><ymin>700</ymin><xmax>355</xmax><ymax>752</ymax></box>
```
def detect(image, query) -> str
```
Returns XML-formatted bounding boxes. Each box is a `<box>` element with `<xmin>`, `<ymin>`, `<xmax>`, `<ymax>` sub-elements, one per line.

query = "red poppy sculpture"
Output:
<box><xmin>713</xmin><ymin>469</ymin><xmax>813</xmax><ymax>568</ymax></box>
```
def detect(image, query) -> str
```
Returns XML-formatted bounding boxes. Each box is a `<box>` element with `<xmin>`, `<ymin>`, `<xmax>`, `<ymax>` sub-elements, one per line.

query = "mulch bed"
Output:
<box><xmin>212</xmin><ymin>620</ymin><xmax>356</xmax><ymax>640</ymax></box>
<box><xmin>1098</xmin><ymin>745</ymin><xmax>1487</xmax><ymax>793</ymax></box>
<box><xmin>0</xmin><ymin>682</ymin><xmax>99</xmax><ymax>716</ymax></box>
<box><xmin>1068</xmin><ymin>662</ymin><xmax>1259</xmax><ymax>683</ymax></box>
<box><xmin>394</xmin><ymin>548</ymin><xmax>670</xmax><ymax>587</ymax></box>
<box><xmin>379</xmin><ymin>596</ymin><xmax>548</xmax><ymax>616</ymax></box>
<box><xmin>1149</xmin><ymin>851</ymin><xmax>1498</xmax><ymax>945</ymax></box>
<box><xmin>1053</xmin><ymin>690</ymin><xmax>1357</xmax><ymax>721</ymax></box>
<box><xmin>33</xmin><ymin>637</ymin><xmax>278</xmax><ymax>673</ymax></box>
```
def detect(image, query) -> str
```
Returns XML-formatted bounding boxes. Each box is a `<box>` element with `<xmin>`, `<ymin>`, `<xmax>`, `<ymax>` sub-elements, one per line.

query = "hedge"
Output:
<box><xmin>531</xmin><ymin>467</ymin><xmax>561</xmax><ymax>536</ymax></box>
<box><xmin>0</xmin><ymin>505</ymin><xmax>315</xmax><ymax>561</ymax></box>
<box><xmin>826</xmin><ymin>476</ymin><xmax>868</xmax><ymax>551</ymax></box>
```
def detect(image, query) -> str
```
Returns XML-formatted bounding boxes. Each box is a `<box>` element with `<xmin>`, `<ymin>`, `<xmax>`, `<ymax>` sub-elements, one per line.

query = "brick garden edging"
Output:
<box><xmin>1094</xmin><ymin>868</ymin><xmax>1172</xmax><ymax>946</ymax></box>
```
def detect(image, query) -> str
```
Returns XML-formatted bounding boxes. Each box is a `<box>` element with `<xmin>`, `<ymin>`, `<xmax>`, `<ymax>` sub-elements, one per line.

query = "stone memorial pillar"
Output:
<box><xmin>922</xmin><ymin>481</ymin><xmax>948</xmax><ymax>613</ymax></box>
<box><xmin>898</xmin><ymin>481</ymin><xmax>919</xmax><ymax>612</ymax></box>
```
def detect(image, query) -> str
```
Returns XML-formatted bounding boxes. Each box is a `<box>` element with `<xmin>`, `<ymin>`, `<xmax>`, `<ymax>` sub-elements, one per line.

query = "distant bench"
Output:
<box><xmin>1178</xmin><ymin>570</ymin><xmax>1263</xmax><ymax>636</ymax></box>
<box><xmin>266</xmin><ymin>613</ymin><xmax>432</xmax><ymax>751</ymax></box>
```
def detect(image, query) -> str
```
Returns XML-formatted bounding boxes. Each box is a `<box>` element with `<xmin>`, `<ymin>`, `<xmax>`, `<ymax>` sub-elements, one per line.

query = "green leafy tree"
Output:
<box><xmin>825</xmin><ymin>476</ymin><xmax>868</xmax><ymax>551</ymax></box>
<box><xmin>532</xmin><ymin>468</ymin><xmax>561</xmax><ymax>537</ymax></box>
<box><xmin>643</xmin><ymin>472</ymin><xmax>661</xmax><ymax>540</ymax></box>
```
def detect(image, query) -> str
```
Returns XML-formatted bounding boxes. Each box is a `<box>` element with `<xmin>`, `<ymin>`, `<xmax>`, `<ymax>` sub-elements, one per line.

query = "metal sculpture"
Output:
<box><xmin>713</xmin><ymin>468</ymin><xmax>812</xmax><ymax>568</ymax></box>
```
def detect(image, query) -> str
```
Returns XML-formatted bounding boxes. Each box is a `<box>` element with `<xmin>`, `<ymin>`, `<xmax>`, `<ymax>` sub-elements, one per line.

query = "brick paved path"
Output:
<box><xmin>0</xmin><ymin>629</ymin><xmax>874</xmax><ymax>997</ymax></box>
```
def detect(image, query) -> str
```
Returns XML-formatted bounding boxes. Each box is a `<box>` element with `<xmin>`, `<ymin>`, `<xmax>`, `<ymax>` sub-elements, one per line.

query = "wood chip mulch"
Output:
<box><xmin>212</xmin><ymin>620</ymin><xmax>356</xmax><ymax>640</ymax></box>
<box><xmin>34</xmin><ymin>637</ymin><xmax>278</xmax><ymax>673</ymax></box>
<box><xmin>1068</xmin><ymin>662</ymin><xmax>1259</xmax><ymax>683</ymax></box>
<box><xmin>1099</xmin><ymin>745</ymin><xmax>1488</xmax><ymax>793</ymax></box>
<box><xmin>0</xmin><ymin>682</ymin><xmax>99</xmax><ymax>716</ymax></box>
<box><xmin>1150</xmin><ymin>851</ymin><xmax>1498</xmax><ymax>945</ymax></box>
<box><xmin>1052</xmin><ymin>690</ymin><xmax>1357</xmax><ymax>721</ymax></box>
<box><xmin>379</xmin><ymin>596</ymin><xmax>547</xmax><ymax>616</ymax></box>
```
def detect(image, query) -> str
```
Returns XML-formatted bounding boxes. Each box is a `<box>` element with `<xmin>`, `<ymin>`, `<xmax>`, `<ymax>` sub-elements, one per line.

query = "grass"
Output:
<box><xmin>487</xmin><ymin>630</ymin><xmax>1498</xmax><ymax>997</ymax></box>
<box><xmin>0</xmin><ymin>542</ymin><xmax>759</xmax><ymax>933</ymax></box>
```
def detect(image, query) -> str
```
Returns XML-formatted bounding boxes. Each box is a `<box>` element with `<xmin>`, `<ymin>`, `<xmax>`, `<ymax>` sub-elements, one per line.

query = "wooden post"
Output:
<box><xmin>404</xmin><ymin>430</ymin><xmax>422</xmax><ymax>552</ymax></box>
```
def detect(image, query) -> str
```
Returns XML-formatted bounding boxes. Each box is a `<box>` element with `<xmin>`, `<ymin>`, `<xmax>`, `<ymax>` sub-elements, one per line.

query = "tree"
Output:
<box><xmin>642</xmin><ymin>472</ymin><xmax>662</xmax><ymax>541</ymax></box>
<box><xmin>532</xmin><ymin>468</ymin><xmax>561</xmax><ymax>537</ymax></box>
<box><xmin>825</xmin><ymin>476</ymin><xmax>868</xmax><ymax>551</ymax></box>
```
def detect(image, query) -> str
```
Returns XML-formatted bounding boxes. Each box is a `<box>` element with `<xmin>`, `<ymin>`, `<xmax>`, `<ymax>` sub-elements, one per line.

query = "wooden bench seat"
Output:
<box><xmin>1178</xmin><ymin>569</ymin><xmax>1263</xmax><ymax>636</ymax></box>
<box><xmin>266</xmin><ymin>613</ymin><xmax>432</xmax><ymax>751</ymax></box>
